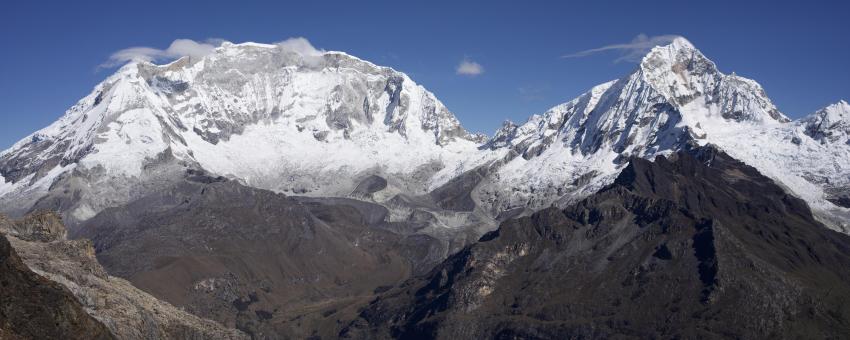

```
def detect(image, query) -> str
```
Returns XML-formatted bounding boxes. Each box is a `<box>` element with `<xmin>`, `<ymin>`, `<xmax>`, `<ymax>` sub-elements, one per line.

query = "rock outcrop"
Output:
<box><xmin>0</xmin><ymin>233</ymin><xmax>115</xmax><ymax>340</ymax></box>
<box><xmin>0</xmin><ymin>211</ymin><xmax>247</xmax><ymax>340</ymax></box>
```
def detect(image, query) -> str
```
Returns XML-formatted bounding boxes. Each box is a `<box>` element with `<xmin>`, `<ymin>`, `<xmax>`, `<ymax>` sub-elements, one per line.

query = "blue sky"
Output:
<box><xmin>1</xmin><ymin>0</ymin><xmax>848</xmax><ymax>149</ymax></box>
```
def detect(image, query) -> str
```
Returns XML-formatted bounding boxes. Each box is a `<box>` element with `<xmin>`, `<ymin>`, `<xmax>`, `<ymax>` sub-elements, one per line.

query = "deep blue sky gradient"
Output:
<box><xmin>1</xmin><ymin>0</ymin><xmax>848</xmax><ymax>149</ymax></box>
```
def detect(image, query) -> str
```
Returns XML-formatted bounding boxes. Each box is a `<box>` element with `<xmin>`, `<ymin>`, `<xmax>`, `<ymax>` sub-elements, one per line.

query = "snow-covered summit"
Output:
<box><xmin>476</xmin><ymin>38</ymin><xmax>848</xmax><ymax>231</ymax></box>
<box><xmin>803</xmin><ymin>100</ymin><xmax>850</xmax><ymax>144</ymax></box>
<box><xmin>0</xmin><ymin>41</ymin><xmax>487</xmax><ymax>222</ymax></box>
<box><xmin>1</xmin><ymin>37</ymin><xmax>847</xmax><ymax>233</ymax></box>
<box><xmin>640</xmin><ymin>36</ymin><xmax>787</xmax><ymax>123</ymax></box>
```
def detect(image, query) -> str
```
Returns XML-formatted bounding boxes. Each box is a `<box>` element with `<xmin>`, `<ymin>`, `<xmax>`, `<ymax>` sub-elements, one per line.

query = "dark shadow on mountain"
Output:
<box><xmin>341</xmin><ymin>144</ymin><xmax>850</xmax><ymax>339</ymax></box>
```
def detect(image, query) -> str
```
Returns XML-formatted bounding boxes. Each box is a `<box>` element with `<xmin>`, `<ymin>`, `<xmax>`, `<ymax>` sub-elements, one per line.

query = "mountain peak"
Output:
<box><xmin>826</xmin><ymin>99</ymin><xmax>850</xmax><ymax>112</ymax></box>
<box><xmin>638</xmin><ymin>37</ymin><xmax>721</xmax><ymax>108</ymax></box>
<box><xmin>641</xmin><ymin>36</ymin><xmax>702</xmax><ymax>65</ymax></box>
<box><xmin>668</xmin><ymin>36</ymin><xmax>696</xmax><ymax>51</ymax></box>
<box><xmin>0</xmin><ymin>41</ymin><xmax>488</xmax><ymax>223</ymax></box>
<box><xmin>807</xmin><ymin>100</ymin><xmax>850</xmax><ymax>124</ymax></box>
<box><xmin>633</xmin><ymin>36</ymin><xmax>788</xmax><ymax>123</ymax></box>
<box><xmin>804</xmin><ymin>100</ymin><xmax>850</xmax><ymax>143</ymax></box>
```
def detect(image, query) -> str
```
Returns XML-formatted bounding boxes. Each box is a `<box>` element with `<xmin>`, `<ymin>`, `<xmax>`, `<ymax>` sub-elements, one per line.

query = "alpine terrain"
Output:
<box><xmin>344</xmin><ymin>144</ymin><xmax>850</xmax><ymax>339</ymax></box>
<box><xmin>0</xmin><ymin>36</ymin><xmax>848</xmax><ymax>339</ymax></box>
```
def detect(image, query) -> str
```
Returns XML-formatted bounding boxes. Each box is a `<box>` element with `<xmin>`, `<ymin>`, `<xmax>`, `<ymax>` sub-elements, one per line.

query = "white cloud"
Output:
<box><xmin>100</xmin><ymin>38</ymin><xmax>223</xmax><ymax>69</ymax></box>
<box><xmin>562</xmin><ymin>34</ymin><xmax>682</xmax><ymax>63</ymax></box>
<box><xmin>275</xmin><ymin>37</ymin><xmax>325</xmax><ymax>67</ymax></box>
<box><xmin>100</xmin><ymin>37</ymin><xmax>329</xmax><ymax>70</ymax></box>
<box><xmin>164</xmin><ymin>39</ymin><xmax>218</xmax><ymax>58</ymax></box>
<box><xmin>276</xmin><ymin>37</ymin><xmax>323</xmax><ymax>56</ymax></box>
<box><xmin>456</xmin><ymin>58</ymin><xmax>484</xmax><ymax>76</ymax></box>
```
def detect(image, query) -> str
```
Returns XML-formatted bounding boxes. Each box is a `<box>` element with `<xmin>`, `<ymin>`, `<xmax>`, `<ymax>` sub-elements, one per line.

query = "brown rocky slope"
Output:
<box><xmin>343</xmin><ymin>144</ymin><xmax>850</xmax><ymax>339</ymax></box>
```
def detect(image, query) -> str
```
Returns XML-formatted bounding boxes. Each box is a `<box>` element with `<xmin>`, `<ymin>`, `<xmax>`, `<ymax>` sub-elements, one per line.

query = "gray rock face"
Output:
<box><xmin>429</xmin><ymin>165</ymin><xmax>490</xmax><ymax>212</ymax></box>
<box><xmin>0</xmin><ymin>210</ymin><xmax>66</xmax><ymax>242</ymax></box>
<box><xmin>351</xmin><ymin>175</ymin><xmax>388</xmax><ymax>197</ymax></box>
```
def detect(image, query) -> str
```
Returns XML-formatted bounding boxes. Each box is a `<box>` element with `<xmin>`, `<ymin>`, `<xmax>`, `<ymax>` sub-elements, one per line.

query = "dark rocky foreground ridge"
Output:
<box><xmin>341</xmin><ymin>144</ymin><xmax>850</xmax><ymax>339</ymax></box>
<box><xmin>0</xmin><ymin>211</ymin><xmax>248</xmax><ymax>339</ymax></box>
<box><xmin>0</xmin><ymin>232</ymin><xmax>114</xmax><ymax>340</ymax></box>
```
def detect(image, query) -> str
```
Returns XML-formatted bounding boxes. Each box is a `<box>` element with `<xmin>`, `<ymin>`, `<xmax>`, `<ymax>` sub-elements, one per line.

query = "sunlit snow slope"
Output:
<box><xmin>477</xmin><ymin>37</ymin><xmax>849</xmax><ymax>231</ymax></box>
<box><xmin>0</xmin><ymin>42</ymin><xmax>489</xmax><ymax>222</ymax></box>
<box><xmin>0</xmin><ymin>37</ymin><xmax>847</xmax><ymax>232</ymax></box>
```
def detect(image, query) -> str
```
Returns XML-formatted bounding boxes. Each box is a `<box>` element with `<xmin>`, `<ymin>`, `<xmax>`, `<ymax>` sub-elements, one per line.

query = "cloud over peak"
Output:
<box><xmin>100</xmin><ymin>37</ymin><xmax>329</xmax><ymax>70</ymax></box>
<box><xmin>100</xmin><ymin>39</ymin><xmax>223</xmax><ymax>69</ymax></box>
<box><xmin>562</xmin><ymin>34</ymin><xmax>683</xmax><ymax>63</ymax></box>
<box><xmin>456</xmin><ymin>58</ymin><xmax>484</xmax><ymax>76</ymax></box>
<box><xmin>276</xmin><ymin>37</ymin><xmax>323</xmax><ymax>56</ymax></box>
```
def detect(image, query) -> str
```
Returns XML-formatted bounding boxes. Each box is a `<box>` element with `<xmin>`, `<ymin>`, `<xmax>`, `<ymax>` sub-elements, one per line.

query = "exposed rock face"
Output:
<box><xmin>350</xmin><ymin>175</ymin><xmax>389</xmax><ymax>198</ymax></box>
<box><xmin>0</xmin><ymin>210</ymin><xmax>66</xmax><ymax>242</ymax></box>
<box><xmin>0</xmin><ymin>233</ymin><xmax>115</xmax><ymax>340</ymax></box>
<box><xmin>0</xmin><ymin>211</ymin><xmax>247</xmax><ymax>340</ymax></box>
<box><xmin>343</xmin><ymin>145</ymin><xmax>850</xmax><ymax>339</ymax></box>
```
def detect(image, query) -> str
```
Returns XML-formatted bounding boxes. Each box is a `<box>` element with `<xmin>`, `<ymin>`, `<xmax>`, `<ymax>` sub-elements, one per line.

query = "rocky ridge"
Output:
<box><xmin>0</xmin><ymin>211</ymin><xmax>247</xmax><ymax>339</ymax></box>
<box><xmin>343</xmin><ymin>144</ymin><xmax>850</xmax><ymax>339</ymax></box>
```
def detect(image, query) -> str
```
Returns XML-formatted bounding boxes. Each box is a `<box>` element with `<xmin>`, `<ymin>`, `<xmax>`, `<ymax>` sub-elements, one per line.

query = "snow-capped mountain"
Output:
<box><xmin>0</xmin><ymin>37</ymin><xmax>847</xmax><ymax>233</ymax></box>
<box><xmin>474</xmin><ymin>37</ymin><xmax>849</xmax><ymax>232</ymax></box>
<box><xmin>803</xmin><ymin>100</ymin><xmax>850</xmax><ymax>144</ymax></box>
<box><xmin>0</xmin><ymin>42</ymin><xmax>488</xmax><ymax>223</ymax></box>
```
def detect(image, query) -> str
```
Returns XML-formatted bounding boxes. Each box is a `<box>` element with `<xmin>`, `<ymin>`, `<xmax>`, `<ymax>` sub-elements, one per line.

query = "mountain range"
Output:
<box><xmin>0</xmin><ymin>37</ymin><xmax>849</xmax><ymax>339</ymax></box>
<box><xmin>1</xmin><ymin>37</ymin><xmax>847</xmax><ymax>233</ymax></box>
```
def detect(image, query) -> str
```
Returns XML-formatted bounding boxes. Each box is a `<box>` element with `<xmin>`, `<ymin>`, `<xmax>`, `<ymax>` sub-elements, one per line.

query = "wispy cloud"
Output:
<box><xmin>518</xmin><ymin>85</ymin><xmax>548</xmax><ymax>101</ymax></box>
<box><xmin>100</xmin><ymin>38</ymin><xmax>224</xmax><ymax>69</ymax></box>
<box><xmin>562</xmin><ymin>34</ymin><xmax>682</xmax><ymax>63</ymax></box>
<box><xmin>456</xmin><ymin>58</ymin><xmax>484</xmax><ymax>76</ymax></box>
